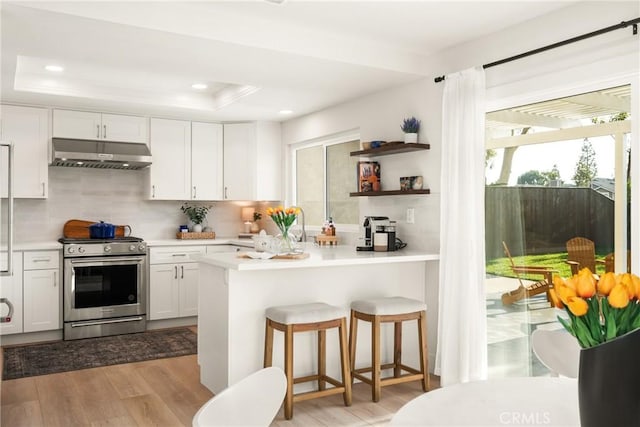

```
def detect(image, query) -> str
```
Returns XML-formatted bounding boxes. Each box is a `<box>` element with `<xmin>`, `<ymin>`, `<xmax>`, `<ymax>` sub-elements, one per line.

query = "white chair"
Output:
<box><xmin>531</xmin><ymin>328</ymin><xmax>581</xmax><ymax>378</ymax></box>
<box><xmin>192</xmin><ymin>367</ymin><xmax>287</xmax><ymax>427</ymax></box>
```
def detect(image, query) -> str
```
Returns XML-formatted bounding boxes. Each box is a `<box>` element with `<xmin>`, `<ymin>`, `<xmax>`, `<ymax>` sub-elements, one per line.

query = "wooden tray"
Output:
<box><xmin>315</xmin><ymin>235</ymin><xmax>338</xmax><ymax>246</ymax></box>
<box><xmin>176</xmin><ymin>232</ymin><xmax>216</xmax><ymax>240</ymax></box>
<box><xmin>63</xmin><ymin>219</ymin><xmax>128</xmax><ymax>238</ymax></box>
<box><xmin>238</xmin><ymin>252</ymin><xmax>310</xmax><ymax>260</ymax></box>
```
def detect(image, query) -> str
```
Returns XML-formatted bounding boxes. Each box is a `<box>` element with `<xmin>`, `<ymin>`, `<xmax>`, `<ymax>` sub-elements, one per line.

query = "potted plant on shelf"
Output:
<box><xmin>401</xmin><ymin>116</ymin><xmax>421</xmax><ymax>144</ymax></box>
<box><xmin>180</xmin><ymin>203</ymin><xmax>212</xmax><ymax>233</ymax></box>
<box><xmin>251</xmin><ymin>211</ymin><xmax>262</xmax><ymax>233</ymax></box>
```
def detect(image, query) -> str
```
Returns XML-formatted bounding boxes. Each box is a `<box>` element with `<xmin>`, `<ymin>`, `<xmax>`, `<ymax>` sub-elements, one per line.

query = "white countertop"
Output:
<box><xmin>194</xmin><ymin>244</ymin><xmax>439</xmax><ymax>271</ymax></box>
<box><xmin>144</xmin><ymin>237</ymin><xmax>254</xmax><ymax>248</ymax></box>
<box><xmin>2</xmin><ymin>242</ymin><xmax>63</xmax><ymax>251</ymax></box>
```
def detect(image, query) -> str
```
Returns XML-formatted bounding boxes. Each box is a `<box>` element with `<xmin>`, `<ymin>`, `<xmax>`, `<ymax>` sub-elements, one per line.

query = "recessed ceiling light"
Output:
<box><xmin>192</xmin><ymin>83</ymin><xmax>208</xmax><ymax>90</ymax></box>
<box><xmin>76</xmin><ymin>161</ymin><xmax>84</xmax><ymax>165</ymax></box>
<box><xmin>44</xmin><ymin>65</ymin><xmax>64</xmax><ymax>72</ymax></box>
<box><xmin>279</xmin><ymin>110</ymin><xmax>293</xmax><ymax>115</ymax></box>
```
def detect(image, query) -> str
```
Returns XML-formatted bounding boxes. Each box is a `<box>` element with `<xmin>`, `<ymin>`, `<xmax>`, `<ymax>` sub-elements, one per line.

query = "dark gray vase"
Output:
<box><xmin>578</xmin><ymin>327</ymin><xmax>640</xmax><ymax>427</ymax></box>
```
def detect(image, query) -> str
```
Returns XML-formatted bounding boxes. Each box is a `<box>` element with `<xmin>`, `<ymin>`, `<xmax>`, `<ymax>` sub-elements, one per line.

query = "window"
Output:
<box><xmin>293</xmin><ymin>136</ymin><xmax>360</xmax><ymax>226</ymax></box>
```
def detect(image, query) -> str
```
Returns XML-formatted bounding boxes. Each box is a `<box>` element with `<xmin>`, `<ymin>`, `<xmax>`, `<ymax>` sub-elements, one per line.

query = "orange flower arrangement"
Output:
<box><xmin>265</xmin><ymin>206</ymin><xmax>300</xmax><ymax>237</ymax></box>
<box><xmin>550</xmin><ymin>267</ymin><xmax>640</xmax><ymax>348</ymax></box>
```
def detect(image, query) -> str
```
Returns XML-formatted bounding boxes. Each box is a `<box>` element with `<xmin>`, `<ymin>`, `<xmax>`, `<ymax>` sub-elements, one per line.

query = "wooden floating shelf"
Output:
<box><xmin>350</xmin><ymin>142</ymin><xmax>430</xmax><ymax>157</ymax></box>
<box><xmin>349</xmin><ymin>189</ymin><xmax>431</xmax><ymax>197</ymax></box>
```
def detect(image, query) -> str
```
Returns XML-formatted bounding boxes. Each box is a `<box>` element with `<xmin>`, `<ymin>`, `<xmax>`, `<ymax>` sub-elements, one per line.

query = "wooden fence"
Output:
<box><xmin>485</xmin><ymin>186</ymin><xmax>614</xmax><ymax>259</ymax></box>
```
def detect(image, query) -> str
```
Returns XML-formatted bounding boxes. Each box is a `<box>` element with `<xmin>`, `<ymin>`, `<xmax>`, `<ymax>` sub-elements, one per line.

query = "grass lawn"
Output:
<box><xmin>486</xmin><ymin>252</ymin><xmax>609</xmax><ymax>280</ymax></box>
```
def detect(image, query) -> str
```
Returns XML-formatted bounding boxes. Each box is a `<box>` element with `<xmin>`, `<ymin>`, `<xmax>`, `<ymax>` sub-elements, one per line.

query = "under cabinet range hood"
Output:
<box><xmin>51</xmin><ymin>138</ymin><xmax>152</xmax><ymax>170</ymax></box>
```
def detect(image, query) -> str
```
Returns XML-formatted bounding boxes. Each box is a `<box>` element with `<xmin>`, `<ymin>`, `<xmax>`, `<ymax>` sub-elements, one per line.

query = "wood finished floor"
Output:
<box><xmin>1</xmin><ymin>330</ymin><xmax>440</xmax><ymax>426</ymax></box>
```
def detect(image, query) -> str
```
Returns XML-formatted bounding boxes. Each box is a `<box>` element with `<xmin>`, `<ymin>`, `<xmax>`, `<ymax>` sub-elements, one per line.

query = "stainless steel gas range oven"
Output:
<box><xmin>60</xmin><ymin>237</ymin><xmax>147</xmax><ymax>340</ymax></box>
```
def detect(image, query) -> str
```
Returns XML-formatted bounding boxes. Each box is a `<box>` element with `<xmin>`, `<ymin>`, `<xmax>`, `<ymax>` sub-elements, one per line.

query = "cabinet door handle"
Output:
<box><xmin>193</xmin><ymin>186</ymin><xmax>197</xmax><ymax>199</ymax></box>
<box><xmin>224</xmin><ymin>186</ymin><xmax>228</xmax><ymax>199</ymax></box>
<box><xmin>53</xmin><ymin>271</ymin><xmax>57</xmax><ymax>287</ymax></box>
<box><xmin>41</xmin><ymin>182</ymin><xmax>45</xmax><ymax>197</ymax></box>
<box><xmin>103</xmin><ymin>124</ymin><xmax>107</xmax><ymax>139</ymax></box>
<box><xmin>174</xmin><ymin>265</ymin><xmax>178</xmax><ymax>279</ymax></box>
<box><xmin>181</xmin><ymin>265</ymin><xmax>184</xmax><ymax>279</ymax></box>
<box><xmin>96</xmin><ymin>124</ymin><xmax>100</xmax><ymax>139</ymax></box>
<box><xmin>152</xmin><ymin>185</ymin><xmax>156</xmax><ymax>198</ymax></box>
<box><xmin>32</xmin><ymin>258</ymin><xmax>51</xmax><ymax>262</ymax></box>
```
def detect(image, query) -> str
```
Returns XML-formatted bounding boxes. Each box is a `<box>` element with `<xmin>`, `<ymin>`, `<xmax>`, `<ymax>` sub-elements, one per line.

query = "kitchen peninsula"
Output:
<box><xmin>195</xmin><ymin>245</ymin><xmax>439</xmax><ymax>393</ymax></box>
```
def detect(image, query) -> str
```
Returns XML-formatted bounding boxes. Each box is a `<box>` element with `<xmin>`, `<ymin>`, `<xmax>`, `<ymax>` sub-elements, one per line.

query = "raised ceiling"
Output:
<box><xmin>1</xmin><ymin>1</ymin><xmax>581</xmax><ymax>121</ymax></box>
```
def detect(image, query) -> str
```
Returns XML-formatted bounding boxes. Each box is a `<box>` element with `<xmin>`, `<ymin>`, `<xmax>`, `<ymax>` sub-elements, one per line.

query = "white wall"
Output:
<box><xmin>12</xmin><ymin>167</ymin><xmax>251</xmax><ymax>242</ymax></box>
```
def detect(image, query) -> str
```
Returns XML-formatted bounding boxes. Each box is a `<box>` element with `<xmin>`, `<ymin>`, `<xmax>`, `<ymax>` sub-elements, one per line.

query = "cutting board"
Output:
<box><xmin>63</xmin><ymin>219</ymin><xmax>127</xmax><ymax>239</ymax></box>
<box><xmin>238</xmin><ymin>252</ymin><xmax>310</xmax><ymax>260</ymax></box>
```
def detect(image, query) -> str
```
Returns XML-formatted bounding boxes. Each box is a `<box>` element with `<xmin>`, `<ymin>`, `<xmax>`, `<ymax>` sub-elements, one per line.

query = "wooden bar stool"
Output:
<box><xmin>349</xmin><ymin>296</ymin><xmax>429</xmax><ymax>402</ymax></box>
<box><xmin>264</xmin><ymin>302</ymin><xmax>352</xmax><ymax>420</ymax></box>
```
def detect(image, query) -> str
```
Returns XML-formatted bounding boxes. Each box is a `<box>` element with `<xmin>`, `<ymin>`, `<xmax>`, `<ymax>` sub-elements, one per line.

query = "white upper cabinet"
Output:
<box><xmin>223</xmin><ymin>121</ymin><xmax>281</xmax><ymax>201</ymax></box>
<box><xmin>191</xmin><ymin>122</ymin><xmax>223</xmax><ymax>200</ymax></box>
<box><xmin>53</xmin><ymin>109</ymin><xmax>148</xmax><ymax>144</ymax></box>
<box><xmin>148</xmin><ymin>118</ymin><xmax>191</xmax><ymax>200</ymax></box>
<box><xmin>0</xmin><ymin>105</ymin><xmax>49</xmax><ymax>198</ymax></box>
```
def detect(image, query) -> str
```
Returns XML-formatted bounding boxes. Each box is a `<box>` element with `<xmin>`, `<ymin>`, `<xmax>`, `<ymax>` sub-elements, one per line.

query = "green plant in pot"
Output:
<box><xmin>251</xmin><ymin>211</ymin><xmax>262</xmax><ymax>233</ymax></box>
<box><xmin>181</xmin><ymin>203</ymin><xmax>212</xmax><ymax>233</ymax></box>
<box><xmin>401</xmin><ymin>116</ymin><xmax>421</xmax><ymax>143</ymax></box>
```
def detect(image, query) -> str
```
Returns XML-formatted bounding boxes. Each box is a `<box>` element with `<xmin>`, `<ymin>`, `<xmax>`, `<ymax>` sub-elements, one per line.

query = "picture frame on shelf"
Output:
<box><xmin>400</xmin><ymin>175</ymin><xmax>423</xmax><ymax>191</ymax></box>
<box><xmin>357</xmin><ymin>161</ymin><xmax>380</xmax><ymax>192</ymax></box>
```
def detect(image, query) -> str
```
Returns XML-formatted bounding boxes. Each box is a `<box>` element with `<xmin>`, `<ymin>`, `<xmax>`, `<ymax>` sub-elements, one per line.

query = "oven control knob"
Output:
<box><xmin>104</xmin><ymin>245</ymin><xmax>112</xmax><ymax>253</ymax></box>
<box><xmin>129</xmin><ymin>245</ymin><xmax>137</xmax><ymax>252</ymax></box>
<box><xmin>67</xmin><ymin>247</ymin><xmax>75</xmax><ymax>254</ymax></box>
<box><xmin>78</xmin><ymin>247</ymin><xmax>85</xmax><ymax>254</ymax></box>
<box><xmin>138</xmin><ymin>244</ymin><xmax>146</xmax><ymax>251</ymax></box>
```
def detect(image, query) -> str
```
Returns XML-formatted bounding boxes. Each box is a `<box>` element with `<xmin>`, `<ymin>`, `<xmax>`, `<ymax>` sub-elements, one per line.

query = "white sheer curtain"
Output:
<box><xmin>435</xmin><ymin>67</ymin><xmax>488</xmax><ymax>386</ymax></box>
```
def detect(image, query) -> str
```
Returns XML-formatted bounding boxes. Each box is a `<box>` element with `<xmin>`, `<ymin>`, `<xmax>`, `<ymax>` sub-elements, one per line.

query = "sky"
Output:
<box><xmin>485</xmin><ymin>135</ymin><xmax>622</xmax><ymax>186</ymax></box>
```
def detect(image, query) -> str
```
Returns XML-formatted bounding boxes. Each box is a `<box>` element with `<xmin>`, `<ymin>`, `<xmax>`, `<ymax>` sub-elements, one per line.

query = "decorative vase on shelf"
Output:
<box><xmin>192</xmin><ymin>224</ymin><xmax>203</xmax><ymax>233</ymax></box>
<box><xmin>250</xmin><ymin>221</ymin><xmax>260</xmax><ymax>233</ymax></box>
<box><xmin>404</xmin><ymin>132</ymin><xmax>418</xmax><ymax>144</ymax></box>
<box><xmin>578</xmin><ymin>327</ymin><xmax>640</xmax><ymax>427</ymax></box>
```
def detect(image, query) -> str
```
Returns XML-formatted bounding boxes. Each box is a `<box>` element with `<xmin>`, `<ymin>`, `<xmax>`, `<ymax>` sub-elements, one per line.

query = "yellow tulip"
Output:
<box><xmin>564</xmin><ymin>275</ymin><xmax>577</xmax><ymax>291</ymax></box>
<box><xmin>576</xmin><ymin>268</ymin><xmax>596</xmax><ymax>298</ymax></box>
<box><xmin>608</xmin><ymin>284</ymin><xmax>630</xmax><ymax>309</ymax></box>
<box><xmin>597</xmin><ymin>272</ymin><xmax>616</xmax><ymax>296</ymax></box>
<box><xmin>266</xmin><ymin>207</ymin><xmax>274</xmax><ymax>215</ymax></box>
<box><xmin>553</xmin><ymin>275</ymin><xmax>567</xmax><ymax>286</ymax></box>
<box><xmin>631</xmin><ymin>274</ymin><xmax>640</xmax><ymax>300</ymax></box>
<box><xmin>619</xmin><ymin>273</ymin><xmax>635</xmax><ymax>299</ymax></box>
<box><xmin>294</xmin><ymin>207</ymin><xmax>301</xmax><ymax>215</ymax></box>
<box><xmin>556</xmin><ymin>283</ymin><xmax>577</xmax><ymax>305</ymax></box>
<box><xmin>548</xmin><ymin>288</ymin><xmax>564</xmax><ymax>309</ymax></box>
<box><xmin>566</xmin><ymin>296</ymin><xmax>589</xmax><ymax>316</ymax></box>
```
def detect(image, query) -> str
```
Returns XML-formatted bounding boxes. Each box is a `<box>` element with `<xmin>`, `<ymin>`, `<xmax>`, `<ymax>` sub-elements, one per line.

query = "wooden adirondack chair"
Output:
<box><xmin>565</xmin><ymin>237</ymin><xmax>605</xmax><ymax>275</ymax></box>
<box><xmin>500</xmin><ymin>241</ymin><xmax>557</xmax><ymax>306</ymax></box>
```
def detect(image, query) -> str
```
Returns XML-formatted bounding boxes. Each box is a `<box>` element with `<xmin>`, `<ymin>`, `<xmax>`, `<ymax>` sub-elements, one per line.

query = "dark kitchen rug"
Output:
<box><xmin>2</xmin><ymin>327</ymin><xmax>197</xmax><ymax>380</ymax></box>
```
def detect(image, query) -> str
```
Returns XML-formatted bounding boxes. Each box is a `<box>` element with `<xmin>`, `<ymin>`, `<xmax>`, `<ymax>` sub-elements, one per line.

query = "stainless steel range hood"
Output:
<box><xmin>51</xmin><ymin>138</ymin><xmax>152</xmax><ymax>170</ymax></box>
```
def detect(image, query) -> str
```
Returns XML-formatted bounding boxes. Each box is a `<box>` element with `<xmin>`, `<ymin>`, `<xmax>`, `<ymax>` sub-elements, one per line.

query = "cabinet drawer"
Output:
<box><xmin>206</xmin><ymin>245</ymin><xmax>241</xmax><ymax>254</ymax></box>
<box><xmin>23</xmin><ymin>251</ymin><xmax>60</xmax><ymax>270</ymax></box>
<box><xmin>150</xmin><ymin>246</ymin><xmax>206</xmax><ymax>264</ymax></box>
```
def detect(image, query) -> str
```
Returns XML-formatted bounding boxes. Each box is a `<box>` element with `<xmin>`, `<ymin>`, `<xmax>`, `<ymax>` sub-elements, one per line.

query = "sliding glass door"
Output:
<box><xmin>484</xmin><ymin>85</ymin><xmax>632</xmax><ymax>377</ymax></box>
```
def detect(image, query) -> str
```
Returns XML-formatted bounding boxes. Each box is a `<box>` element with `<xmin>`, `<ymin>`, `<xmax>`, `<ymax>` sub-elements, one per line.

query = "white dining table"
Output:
<box><xmin>390</xmin><ymin>377</ymin><xmax>580</xmax><ymax>426</ymax></box>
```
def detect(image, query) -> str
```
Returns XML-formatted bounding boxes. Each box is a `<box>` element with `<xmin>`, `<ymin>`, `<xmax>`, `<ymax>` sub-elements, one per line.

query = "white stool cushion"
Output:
<box><xmin>266</xmin><ymin>302</ymin><xmax>346</xmax><ymax>324</ymax></box>
<box><xmin>351</xmin><ymin>296</ymin><xmax>426</xmax><ymax>316</ymax></box>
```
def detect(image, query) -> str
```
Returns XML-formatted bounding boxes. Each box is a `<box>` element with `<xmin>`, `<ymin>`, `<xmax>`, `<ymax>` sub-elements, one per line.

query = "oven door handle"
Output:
<box><xmin>70</xmin><ymin>316</ymin><xmax>145</xmax><ymax>327</ymax></box>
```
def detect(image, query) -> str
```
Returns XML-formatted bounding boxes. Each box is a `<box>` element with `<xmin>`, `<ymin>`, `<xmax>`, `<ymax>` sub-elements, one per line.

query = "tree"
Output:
<box><xmin>495</xmin><ymin>127</ymin><xmax>530</xmax><ymax>185</ymax></box>
<box><xmin>517</xmin><ymin>170</ymin><xmax>546</xmax><ymax>185</ymax></box>
<box><xmin>573</xmin><ymin>138</ymin><xmax>598</xmax><ymax>187</ymax></box>
<box><xmin>541</xmin><ymin>164</ymin><xmax>561</xmax><ymax>184</ymax></box>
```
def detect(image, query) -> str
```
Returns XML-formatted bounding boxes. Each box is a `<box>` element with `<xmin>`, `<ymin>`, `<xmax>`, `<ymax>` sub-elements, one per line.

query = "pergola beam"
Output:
<box><xmin>486</xmin><ymin>120</ymin><xmax>631</xmax><ymax>149</ymax></box>
<box><xmin>563</xmin><ymin>92</ymin><xmax>630</xmax><ymax>113</ymax></box>
<box><xmin>487</xmin><ymin>110</ymin><xmax>581</xmax><ymax>130</ymax></box>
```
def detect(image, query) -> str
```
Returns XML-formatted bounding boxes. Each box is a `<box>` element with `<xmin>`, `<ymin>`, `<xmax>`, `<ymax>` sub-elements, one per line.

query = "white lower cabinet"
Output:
<box><xmin>22</xmin><ymin>251</ymin><xmax>61</xmax><ymax>333</ymax></box>
<box><xmin>0</xmin><ymin>252</ymin><xmax>23</xmax><ymax>335</ymax></box>
<box><xmin>149</xmin><ymin>246</ymin><xmax>205</xmax><ymax>320</ymax></box>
